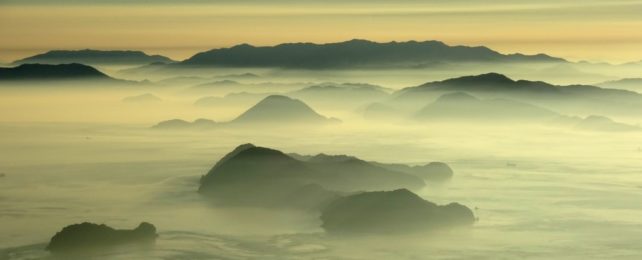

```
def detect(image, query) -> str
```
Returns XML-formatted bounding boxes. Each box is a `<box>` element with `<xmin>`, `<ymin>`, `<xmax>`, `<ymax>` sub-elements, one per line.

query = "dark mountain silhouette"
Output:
<box><xmin>402</xmin><ymin>73</ymin><xmax>560</xmax><ymax>94</ymax></box>
<box><xmin>291</xmin><ymin>83</ymin><xmax>390</xmax><ymax>95</ymax></box>
<box><xmin>320</xmin><ymin>189</ymin><xmax>475</xmax><ymax>234</ymax></box>
<box><xmin>46</xmin><ymin>222</ymin><xmax>157</xmax><ymax>253</ymax></box>
<box><xmin>122</xmin><ymin>93</ymin><xmax>161</xmax><ymax>103</ymax></box>
<box><xmin>230</xmin><ymin>95</ymin><xmax>339</xmax><ymax>125</ymax></box>
<box><xmin>394</xmin><ymin>73</ymin><xmax>642</xmax><ymax>116</ymax></box>
<box><xmin>14</xmin><ymin>49</ymin><xmax>174</xmax><ymax>66</ymax></box>
<box><xmin>153</xmin><ymin>95</ymin><xmax>336</xmax><ymax>129</ymax></box>
<box><xmin>179</xmin><ymin>39</ymin><xmax>565</xmax><ymax>68</ymax></box>
<box><xmin>414</xmin><ymin>92</ymin><xmax>558</xmax><ymax>121</ymax></box>
<box><xmin>372</xmin><ymin>161</ymin><xmax>454</xmax><ymax>181</ymax></box>
<box><xmin>292</xmin><ymin>153</ymin><xmax>454</xmax><ymax>182</ymax></box>
<box><xmin>0</xmin><ymin>63</ymin><xmax>114</xmax><ymax>81</ymax></box>
<box><xmin>198</xmin><ymin>144</ymin><xmax>424</xmax><ymax>208</ymax></box>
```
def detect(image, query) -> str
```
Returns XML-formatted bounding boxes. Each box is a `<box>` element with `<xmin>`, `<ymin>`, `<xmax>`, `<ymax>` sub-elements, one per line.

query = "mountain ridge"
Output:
<box><xmin>13</xmin><ymin>49</ymin><xmax>175</xmax><ymax>66</ymax></box>
<box><xmin>178</xmin><ymin>39</ymin><xmax>566</xmax><ymax>68</ymax></box>
<box><xmin>0</xmin><ymin>63</ymin><xmax>113</xmax><ymax>81</ymax></box>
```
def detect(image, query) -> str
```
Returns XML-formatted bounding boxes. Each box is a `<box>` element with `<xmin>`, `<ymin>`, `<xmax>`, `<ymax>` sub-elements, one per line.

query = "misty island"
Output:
<box><xmin>46</xmin><ymin>222</ymin><xmax>158</xmax><ymax>253</ymax></box>
<box><xmin>198</xmin><ymin>143</ymin><xmax>474</xmax><ymax>233</ymax></box>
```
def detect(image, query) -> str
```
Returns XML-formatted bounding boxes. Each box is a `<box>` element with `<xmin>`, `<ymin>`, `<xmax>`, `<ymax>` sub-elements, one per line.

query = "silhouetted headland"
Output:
<box><xmin>13</xmin><ymin>49</ymin><xmax>174</xmax><ymax>66</ymax></box>
<box><xmin>198</xmin><ymin>144</ymin><xmax>424</xmax><ymax>208</ymax></box>
<box><xmin>320</xmin><ymin>189</ymin><xmax>475</xmax><ymax>234</ymax></box>
<box><xmin>46</xmin><ymin>222</ymin><xmax>157</xmax><ymax>253</ymax></box>
<box><xmin>0</xmin><ymin>63</ymin><xmax>113</xmax><ymax>81</ymax></box>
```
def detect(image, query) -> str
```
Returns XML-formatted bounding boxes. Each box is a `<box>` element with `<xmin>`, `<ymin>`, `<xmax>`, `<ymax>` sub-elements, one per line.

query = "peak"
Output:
<box><xmin>231</xmin><ymin>43</ymin><xmax>254</xmax><ymax>49</ymax></box>
<box><xmin>472</xmin><ymin>73</ymin><xmax>513</xmax><ymax>81</ymax></box>
<box><xmin>343</xmin><ymin>39</ymin><xmax>375</xmax><ymax>44</ymax></box>
<box><xmin>439</xmin><ymin>73</ymin><xmax>514</xmax><ymax>85</ymax></box>
<box><xmin>231</xmin><ymin>94</ymin><xmax>331</xmax><ymax>124</ymax></box>
<box><xmin>309</xmin><ymin>153</ymin><xmax>360</xmax><ymax>163</ymax></box>
<box><xmin>233</xmin><ymin>143</ymin><xmax>256</xmax><ymax>151</ymax></box>
<box><xmin>263</xmin><ymin>95</ymin><xmax>296</xmax><ymax>101</ymax></box>
<box><xmin>253</xmin><ymin>95</ymin><xmax>309</xmax><ymax>107</ymax></box>
<box><xmin>391</xmin><ymin>188</ymin><xmax>413</xmax><ymax>194</ymax></box>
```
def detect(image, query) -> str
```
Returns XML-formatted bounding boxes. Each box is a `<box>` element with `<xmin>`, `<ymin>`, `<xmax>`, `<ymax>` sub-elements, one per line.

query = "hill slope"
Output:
<box><xmin>198</xmin><ymin>144</ymin><xmax>425</xmax><ymax>208</ymax></box>
<box><xmin>414</xmin><ymin>92</ymin><xmax>558</xmax><ymax>121</ymax></box>
<box><xmin>320</xmin><ymin>189</ymin><xmax>475</xmax><ymax>234</ymax></box>
<box><xmin>231</xmin><ymin>95</ymin><xmax>337</xmax><ymax>124</ymax></box>
<box><xmin>394</xmin><ymin>73</ymin><xmax>642</xmax><ymax>116</ymax></box>
<box><xmin>0</xmin><ymin>63</ymin><xmax>113</xmax><ymax>81</ymax></box>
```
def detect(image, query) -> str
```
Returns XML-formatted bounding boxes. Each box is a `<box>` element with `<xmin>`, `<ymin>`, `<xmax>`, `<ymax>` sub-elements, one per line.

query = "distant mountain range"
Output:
<box><xmin>154</xmin><ymin>95</ymin><xmax>338</xmax><ymax>129</ymax></box>
<box><xmin>392</xmin><ymin>73</ymin><xmax>642</xmax><ymax>117</ymax></box>
<box><xmin>178</xmin><ymin>39</ymin><xmax>565</xmax><ymax>68</ymax></box>
<box><xmin>550</xmin><ymin>115</ymin><xmax>641</xmax><ymax>132</ymax></box>
<box><xmin>0</xmin><ymin>63</ymin><xmax>114</xmax><ymax>81</ymax></box>
<box><xmin>414</xmin><ymin>92</ymin><xmax>558</xmax><ymax>121</ymax></box>
<box><xmin>13</xmin><ymin>49</ymin><xmax>174</xmax><ymax>66</ymax></box>
<box><xmin>597</xmin><ymin>78</ymin><xmax>642</xmax><ymax>91</ymax></box>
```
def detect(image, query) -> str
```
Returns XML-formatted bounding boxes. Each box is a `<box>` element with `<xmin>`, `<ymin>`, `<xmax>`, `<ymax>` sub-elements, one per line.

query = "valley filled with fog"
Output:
<box><xmin>2</xmin><ymin>59</ymin><xmax>642</xmax><ymax>259</ymax></box>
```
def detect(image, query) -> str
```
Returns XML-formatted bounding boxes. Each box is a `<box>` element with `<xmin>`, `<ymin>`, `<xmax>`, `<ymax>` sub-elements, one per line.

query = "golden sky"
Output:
<box><xmin>2</xmin><ymin>0</ymin><xmax>642</xmax><ymax>63</ymax></box>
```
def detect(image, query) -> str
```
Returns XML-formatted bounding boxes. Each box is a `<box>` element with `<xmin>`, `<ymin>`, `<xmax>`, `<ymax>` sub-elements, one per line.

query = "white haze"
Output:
<box><xmin>1</xmin><ymin>67</ymin><xmax>642</xmax><ymax>259</ymax></box>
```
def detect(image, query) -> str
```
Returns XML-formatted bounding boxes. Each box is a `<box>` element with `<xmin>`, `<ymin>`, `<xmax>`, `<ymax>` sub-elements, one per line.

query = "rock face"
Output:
<box><xmin>230</xmin><ymin>95</ymin><xmax>338</xmax><ymax>125</ymax></box>
<box><xmin>0</xmin><ymin>63</ymin><xmax>112</xmax><ymax>81</ymax></box>
<box><xmin>46</xmin><ymin>222</ymin><xmax>157</xmax><ymax>253</ymax></box>
<box><xmin>198</xmin><ymin>144</ymin><xmax>424</xmax><ymax>208</ymax></box>
<box><xmin>320</xmin><ymin>189</ymin><xmax>475</xmax><ymax>234</ymax></box>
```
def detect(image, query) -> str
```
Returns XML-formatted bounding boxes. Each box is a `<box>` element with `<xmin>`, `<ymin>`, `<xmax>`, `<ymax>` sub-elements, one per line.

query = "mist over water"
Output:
<box><xmin>1</xmin><ymin>66</ymin><xmax>642</xmax><ymax>259</ymax></box>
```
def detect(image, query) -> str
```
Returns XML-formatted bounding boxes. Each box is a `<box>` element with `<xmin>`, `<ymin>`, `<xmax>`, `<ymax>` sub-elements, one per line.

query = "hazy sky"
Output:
<box><xmin>2</xmin><ymin>0</ymin><xmax>642</xmax><ymax>63</ymax></box>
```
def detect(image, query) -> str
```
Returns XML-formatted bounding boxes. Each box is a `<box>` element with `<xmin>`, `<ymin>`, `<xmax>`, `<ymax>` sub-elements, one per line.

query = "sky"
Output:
<box><xmin>1</xmin><ymin>0</ymin><xmax>642</xmax><ymax>64</ymax></box>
